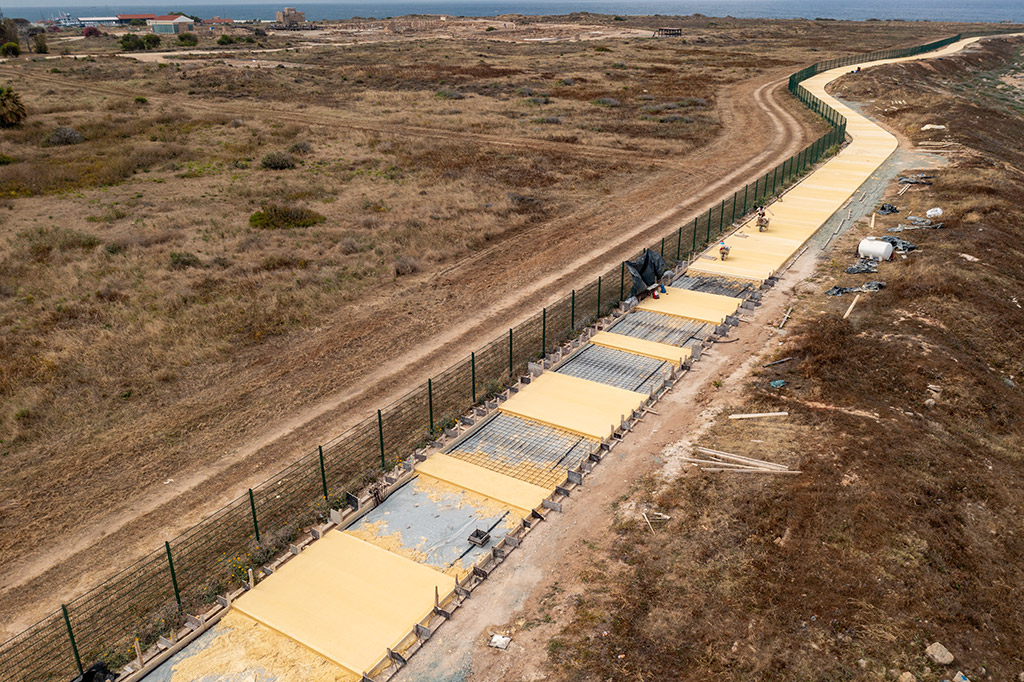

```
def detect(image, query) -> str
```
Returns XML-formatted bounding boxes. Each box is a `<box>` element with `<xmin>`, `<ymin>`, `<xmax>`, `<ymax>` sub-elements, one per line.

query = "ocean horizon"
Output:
<box><xmin>7</xmin><ymin>0</ymin><xmax>1024</xmax><ymax>23</ymax></box>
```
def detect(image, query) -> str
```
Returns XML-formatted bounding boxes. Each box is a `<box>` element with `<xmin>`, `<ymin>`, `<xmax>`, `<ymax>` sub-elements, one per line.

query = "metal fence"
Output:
<box><xmin>0</xmin><ymin>32</ymin><xmax>980</xmax><ymax>682</ymax></box>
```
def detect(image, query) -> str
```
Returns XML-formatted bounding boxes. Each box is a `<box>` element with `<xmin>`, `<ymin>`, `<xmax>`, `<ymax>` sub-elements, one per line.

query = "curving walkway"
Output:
<box><xmin>688</xmin><ymin>35</ymin><xmax>991</xmax><ymax>282</ymax></box>
<box><xmin>142</xmin><ymin>34</ymin><xmax>997</xmax><ymax>682</ymax></box>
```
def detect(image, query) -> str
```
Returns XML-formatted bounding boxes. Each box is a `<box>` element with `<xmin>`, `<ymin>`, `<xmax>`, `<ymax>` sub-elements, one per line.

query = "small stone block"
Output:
<box><xmin>542</xmin><ymin>499</ymin><xmax>562</xmax><ymax>512</ymax></box>
<box><xmin>157</xmin><ymin>636</ymin><xmax>173</xmax><ymax>649</ymax></box>
<box><xmin>289</xmin><ymin>544</ymin><xmax>301</xmax><ymax>555</ymax></box>
<box><xmin>568</xmin><ymin>470</ymin><xmax>583</xmax><ymax>485</ymax></box>
<box><xmin>215</xmin><ymin>595</ymin><xmax>230</xmax><ymax>608</ymax></box>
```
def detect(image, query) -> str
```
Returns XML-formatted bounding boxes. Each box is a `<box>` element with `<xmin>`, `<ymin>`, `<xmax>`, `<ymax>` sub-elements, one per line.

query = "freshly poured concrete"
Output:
<box><xmin>416</xmin><ymin>452</ymin><xmax>550</xmax><ymax>516</ymax></box>
<box><xmin>636</xmin><ymin>288</ymin><xmax>741</xmax><ymax>324</ymax></box>
<box><xmin>346</xmin><ymin>476</ymin><xmax>516</xmax><ymax>578</ymax></box>
<box><xmin>499</xmin><ymin>371</ymin><xmax>647</xmax><ymax>440</ymax></box>
<box><xmin>233</xmin><ymin>532</ymin><xmax>455</xmax><ymax>678</ymax></box>
<box><xmin>590</xmin><ymin>330</ymin><xmax>691</xmax><ymax>366</ymax></box>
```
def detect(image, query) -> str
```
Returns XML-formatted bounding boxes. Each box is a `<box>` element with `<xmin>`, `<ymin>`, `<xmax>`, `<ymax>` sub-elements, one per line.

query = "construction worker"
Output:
<box><xmin>718</xmin><ymin>241</ymin><xmax>730</xmax><ymax>261</ymax></box>
<box><xmin>755</xmin><ymin>205</ymin><xmax>772</xmax><ymax>232</ymax></box>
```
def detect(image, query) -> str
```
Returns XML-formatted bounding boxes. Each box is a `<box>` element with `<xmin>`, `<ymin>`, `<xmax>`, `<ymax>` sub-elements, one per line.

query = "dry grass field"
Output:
<box><xmin>544</xmin><ymin>37</ymin><xmax>1024</xmax><ymax>681</ymax></box>
<box><xmin>0</xmin><ymin>16</ymin><xmax>995</xmax><ymax>634</ymax></box>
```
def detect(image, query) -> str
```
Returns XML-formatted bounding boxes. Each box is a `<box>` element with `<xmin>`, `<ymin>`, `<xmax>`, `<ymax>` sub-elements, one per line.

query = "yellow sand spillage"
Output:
<box><xmin>412</xmin><ymin>472</ymin><xmax>524</xmax><ymax>530</ymax></box>
<box><xmin>170</xmin><ymin>611</ymin><xmax>359</xmax><ymax>682</ymax></box>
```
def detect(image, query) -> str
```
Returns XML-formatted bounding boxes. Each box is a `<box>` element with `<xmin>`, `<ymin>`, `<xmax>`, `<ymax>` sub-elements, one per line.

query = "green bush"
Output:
<box><xmin>142</xmin><ymin>34</ymin><xmax>160</xmax><ymax>49</ymax></box>
<box><xmin>0</xmin><ymin>86</ymin><xmax>26</xmax><ymax>128</ymax></box>
<box><xmin>134</xmin><ymin>96</ymin><xmax>148</xmax><ymax>104</ymax></box>
<box><xmin>0</xmin><ymin>42</ymin><xmax>19</xmax><ymax>57</ymax></box>
<box><xmin>0</xmin><ymin>153</ymin><xmax>17</xmax><ymax>165</ymax></box>
<box><xmin>120</xmin><ymin>34</ymin><xmax>144</xmax><ymax>51</ymax></box>
<box><xmin>169</xmin><ymin>251</ymin><xmax>200</xmax><ymax>269</ymax></box>
<box><xmin>217</xmin><ymin>35</ymin><xmax>235</xmax><ymax>45</ymax></box>
<box><xmin>177</xmin><ymin>32</ymin><xmax>198</xmax><ymax>46</ymax></box>
<box><xmin>32</xmin><ymin>34</ymin><xmax>47</xmax><ymax>54</ymax></box>
<box><xmin>249</xmin><ymin>204</ymin><xmax>326</xmax><ymax>229</ymax></box>
<box><xmin>260</xmin><ymin>151</ymin><xmax>296</xmax><ymax>170</ymax></box>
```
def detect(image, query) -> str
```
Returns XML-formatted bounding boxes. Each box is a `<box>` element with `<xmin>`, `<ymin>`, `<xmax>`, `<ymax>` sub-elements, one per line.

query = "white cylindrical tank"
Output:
<box><xmin>858</xmin><ymin>237</ymin><xmax>893</xmax><ymax>261</ymax></box>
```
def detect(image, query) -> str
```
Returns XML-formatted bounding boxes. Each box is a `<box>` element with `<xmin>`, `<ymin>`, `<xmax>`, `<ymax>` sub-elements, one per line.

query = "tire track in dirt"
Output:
<box><xmin>0</xmin><ymin>67</ymin><xmax>818</xmax><ymax>635</ymax></box>
<box><xmin>0</xmin><ymin>65</ymin><xmax>700</xmax><ymax>172</ymax></box>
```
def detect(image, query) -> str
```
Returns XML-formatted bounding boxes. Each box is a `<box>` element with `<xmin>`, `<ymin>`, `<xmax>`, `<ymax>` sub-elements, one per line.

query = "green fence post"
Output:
<box><xmin>596</xmin><ymin>276</ymin><xmax>602</xmax><ymax>318</ymax></box>
<box><xmin>248</xmin><ymin>488</ymin><xmax>260</xmax><ymax>543</ymax></box>
<box><xmin>318</xmin><ymin>445</ymin><xmax>328</xmax><ymax>501</ymax></box>
<box><xmin>427</xmin><ymin>378</ymin><xmax>434</xmax><ymax>434</ymax></box>
<box><xmin>742</xmin><ymin>184</ymin><xmax>748</xmax><ymax>213</ymax></box>
<box><xmin>62</xmin><ymin>604</ymin><xmax>83</xmax><ymax>677</ymax></box>
<box><xmin>718</xmin><ymin>199</ymin><xmax>726</xmax><ymax>233</ymax></box>
<box><xmin>165</xmin><ymin>541</ymin><xmax>182</xmax><ymax>610</ymax></box>
<box><xmin>691</xmin><ymin>217</ymin><xmax>698</xmax><ymax>251</ymax></box>
<box><xmin>676</xmin><ymin>226</ymin><xmax>682</xmax><ymax>259</ymax></box>
<box><xmin>377</xmin><ymin>409</ymin><xmax>386</xmax><ymax>469</ymax></box>
<box><xmin>731</xmin><ymin>191</ymin><xmax>738</xmax><ymax>225</ymax></box>
<box><xmin>705</xmin><ymin>211</ymin><xmax>711</xmax><ymax>242</ymax></box>
<box><xmin>571</xmin><ymin>290</ymin><xmax>576</xmax><ymax>330</ymax></box>
<box><xmin>508</xmin><ymin>328</ymin><xmax>513</xmax><ymax>377</ymax></box>
<box><xmin>542</xmin><ymin>308</ymin><xmax>547</xmax><ymax>356</ymax></box>
<box><xmin>471</xmin><ymin>352</ymin><xmax>476</xmax><ymax>403</ymax></box>
<box><xmin>619</xmin><ymin>262</ymin><xmax>624</xmax><ymax>301</ymax></box>
<box><xmin>660</xmin><ymin>236</ymin><xmax>665</xmax><ymax>256</ymax></box>
<box><xmin>772</xmin><ymin>166</ymin><xmax>779</xmax><ymax>195</ymax></box>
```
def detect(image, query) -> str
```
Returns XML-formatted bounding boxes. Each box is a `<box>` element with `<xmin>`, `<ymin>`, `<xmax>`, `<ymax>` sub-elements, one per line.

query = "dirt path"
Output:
<box><xmin>0</xmin><ymin>67</ymin><xmax>817</xmax><ymax>636</ymax></box>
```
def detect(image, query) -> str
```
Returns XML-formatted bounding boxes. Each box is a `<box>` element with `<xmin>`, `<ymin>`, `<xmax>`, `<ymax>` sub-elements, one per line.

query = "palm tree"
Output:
<box><xmin>0</xmin><ymin>86</ymin><xmax>26</xmax><ymax>128</ymax></box>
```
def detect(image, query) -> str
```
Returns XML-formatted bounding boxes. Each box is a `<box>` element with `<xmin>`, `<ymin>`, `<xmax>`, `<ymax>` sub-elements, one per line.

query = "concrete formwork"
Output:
<box><xmin>445</xmin><ymin>412</ymin><xmax>595</xmax><ymax>489</ymax></box>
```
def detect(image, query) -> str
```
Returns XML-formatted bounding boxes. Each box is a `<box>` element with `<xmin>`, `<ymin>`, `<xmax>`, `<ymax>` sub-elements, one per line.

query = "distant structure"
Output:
<box><xmin>656</xmin><ymin>27</ymin><xmax>682</xmax><ymax>37</ymax></box>
<box><xmin>117</xmin><ymin>13</ymin><xmax>157</xmax><ymax>24</ymax></box>
<box><xmin>79</xmin><ymin>16</ymin><xmax>121</xmax><ymax>26</ymax></box>
<box><xmin>275</xmin><ymin>7</ymin><xmax>306</xmax><ymax>25</ymax></box>
<box><xmin>149</xmin><ymin>15</ymin><xmax>196</xmax><ymax>33</ymax></box>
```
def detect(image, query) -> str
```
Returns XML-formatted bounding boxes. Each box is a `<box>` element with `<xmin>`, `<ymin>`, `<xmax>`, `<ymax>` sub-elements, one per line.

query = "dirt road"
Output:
<box><xmin>0</xmin><ymin>66</ymin><xmax>819</xmax><ymax>636</ymax></box>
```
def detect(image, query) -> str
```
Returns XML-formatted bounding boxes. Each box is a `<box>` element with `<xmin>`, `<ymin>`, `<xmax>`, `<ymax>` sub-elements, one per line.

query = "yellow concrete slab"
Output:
<box><xmin>415</xmin><ymin>452</ymin><xmax>550</xmax><ymax>514</ymax></box>
<box><xmin>589</xmin><ymin>331</ymin><xmax>692</xmax><ymax>365</ymax></box>
<box><xmin>233</xmin><ymin>531</ymin><xmax>455</xmax><ymax>677</ymax></box>
<box><xmin>499</xmin><ymin>371</ymin><xmax>646</xmax><ymax>440</ymax></box>
<box><xmin>636</xmin><ymin>288</ymin><xmax>741</xmax><ymax>324</ymax></box>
